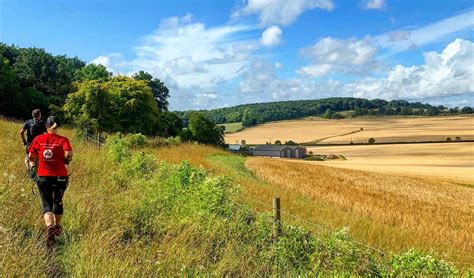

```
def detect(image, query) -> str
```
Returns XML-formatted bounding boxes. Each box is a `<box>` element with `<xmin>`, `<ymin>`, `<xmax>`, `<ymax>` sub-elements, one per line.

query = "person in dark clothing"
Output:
<box><xmin>20</xmin><ymin>109</ymin><xmax>47</xmax><ymax>178</ymax></box>
<box><xmin>28</xmin><ymin>116</ymin><xmax>73</xmax><ymax>247</ymax></box>
<box><xmin>20</xmin><ymin>109</ymin><xmax>47</xmax><ymax>151</ymax></box>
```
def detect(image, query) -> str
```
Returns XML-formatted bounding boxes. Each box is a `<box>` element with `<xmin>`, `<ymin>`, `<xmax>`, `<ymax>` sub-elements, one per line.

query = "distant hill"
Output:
<box><xmin>176</xmin><ymin>97</ymin><xmax>473</xmax><ymax>127</ymax></box>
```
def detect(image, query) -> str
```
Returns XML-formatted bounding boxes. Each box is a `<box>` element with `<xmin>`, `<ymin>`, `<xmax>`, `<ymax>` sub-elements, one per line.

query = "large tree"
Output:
<box><xmin>74</xmin><ymin>63</ymin><xmax>111</xmax><ymax>82</ymax></box>
<box><xmin>63</xmin><ymin>77</ymin><xmax>159</xmax><ymax>135</ymax></box>
<box><xmin>132</xmin><ymin>70</ymin><xmax>169</xmax><ymax>111</ymax></box>
<box><xmin>187</xmin><ymin>112</ymin><xmax>225</xmax><ymax>146</ymax></box>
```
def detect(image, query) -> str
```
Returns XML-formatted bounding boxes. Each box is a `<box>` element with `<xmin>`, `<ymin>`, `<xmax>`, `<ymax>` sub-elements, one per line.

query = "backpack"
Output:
<box><xmin>27</xmin><ymin>119</ymin><xmax>45</xmax><ymax>143</ymax></box>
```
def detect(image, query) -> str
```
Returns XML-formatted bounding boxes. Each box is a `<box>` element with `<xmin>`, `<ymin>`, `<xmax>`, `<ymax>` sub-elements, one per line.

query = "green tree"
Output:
<box><xmin>274</xmin><ymin>140</ymin><xmax>282</xmax><ymax>145</ymax></box>
<box><xmin>132</xmin><ymin>70</ymin><xmax>170</xmax><ymax>111</ymax></box>
<box><xmin>187</xmin><ymin>112</ymin><xmax>225</xmax><ymax>146</ymax></box>
<box><xmin>64</xmin><ymin>77</ymin><xmax>159</xmax><ymax>135</ymax></box>
<box><xmin>322</xmin><ymin>108</ymin><xmax>334</xmax><ymax>119</ymax></box>
<box><xmin>74</xmin><ymin>63</ymin><xmax>111</xmax><ymax>82</ymax></box>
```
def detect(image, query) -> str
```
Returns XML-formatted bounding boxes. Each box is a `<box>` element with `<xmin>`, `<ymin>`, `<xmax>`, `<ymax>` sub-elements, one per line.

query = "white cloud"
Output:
<box><xmin>93</xmin><ymin>15</ymin><xmax>260</xmax><ymax>110</ymax></box>
<box><xmin>234</xmin><ymin>0</ymin><xmax>335</xmax><ymax>26</ymax></box>
<box><xmin>363</xmin><ymin>0</ymin><xmax>386</xmax><ymax>10</ymax></box>
<box><xmin>275</xmin><ymin>62</ymin><xmax>283</xmax><ymax>69</ymax></box>
<box><xmin>298</xmin><ymin>37</ymin><xmax>379</xmax><ymax>77</ymax></box>
<box><xmin>375</xmin><ymin>10</ymin><xmax>474</xmax><ymax>55</ymax></box>
<box><xmin>347</xmin><ymin>39</ymin><xmax>474</xmax><ymax>100</ymax></box>
<box><xmin>240</xmin><ymin>39</ymin><xmax>474</xmax><ymax>105</ymax></box>
<box><xmin>261</xmin><ymin>26</ymin><xmax>282</xmax><ymax>47</ymax></box>
<box><xmin>90</xmin><ymin>53</ymin><xmax>128</xmax><ymax>74</ymax></box>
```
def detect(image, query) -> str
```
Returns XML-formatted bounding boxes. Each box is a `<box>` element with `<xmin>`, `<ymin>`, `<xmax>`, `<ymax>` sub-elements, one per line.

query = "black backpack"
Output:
<box><xmin>27</xmin><ymin>119</ymin><xmax>45</xmax><ymax>143</ymax></box>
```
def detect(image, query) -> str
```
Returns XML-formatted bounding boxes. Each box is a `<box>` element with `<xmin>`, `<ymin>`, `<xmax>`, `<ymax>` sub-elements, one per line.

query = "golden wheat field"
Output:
<box><xmin>306</xmin><ymin>142</ymin><xmax>474</xmax><ymax>184</ymax></box>
<box><xmin>225</xmin><ymin>115</ymin><xmax>474</xmax><ymax>144</ymax></box>
<box><xmin>245</xmin><ymin>157</ymin><xmax>474</xmax><ymax>266</ymax></box>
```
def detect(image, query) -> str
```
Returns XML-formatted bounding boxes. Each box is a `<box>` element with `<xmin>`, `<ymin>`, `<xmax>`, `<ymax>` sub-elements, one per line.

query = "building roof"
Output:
<box><xmin>254</xmin><ymin>145</ymin><xmax>289</xmax><ymax>151</ymax></box>
<box><xmin>228</xmin><ymin>144</ymin><xmax>241</xmax><ymax>151</ymax></box>
<box><xmin>289</xmin><ymin>146</ymin><xmax>306</xmax><ymax>149</ymax></box>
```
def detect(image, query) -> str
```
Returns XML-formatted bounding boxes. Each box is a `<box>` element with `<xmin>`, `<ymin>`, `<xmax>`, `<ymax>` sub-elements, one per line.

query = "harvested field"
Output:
<box><xmin>306</xmin><ymin>142</ymin><xmax>474</xmax><ymax>184</ymax></box>
<box><xmin>225</xmin><ymin>115</ymin><xmax>474</xmax><ymax>144</ymax></box>
<box><xmin>245</xmin><ymin>157</ymin><xmax>474</xmax><ymax>266</ymax></box>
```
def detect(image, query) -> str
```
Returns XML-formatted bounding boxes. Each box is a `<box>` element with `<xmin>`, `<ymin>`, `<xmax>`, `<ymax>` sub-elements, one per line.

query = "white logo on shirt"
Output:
<box><xmin>43</xmin><ymin>149</ymin><xmax>53</xmax><ymax>160</ymax></box>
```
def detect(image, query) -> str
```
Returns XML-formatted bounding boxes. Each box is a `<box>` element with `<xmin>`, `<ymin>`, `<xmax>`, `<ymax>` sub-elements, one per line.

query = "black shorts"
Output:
<box><xmin>36</xmin><ymin>176</ymin><xmax>69</xmax><ymax>215</ymax></box>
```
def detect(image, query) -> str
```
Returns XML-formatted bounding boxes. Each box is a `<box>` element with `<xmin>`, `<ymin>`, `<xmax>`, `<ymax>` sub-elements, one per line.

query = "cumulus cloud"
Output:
<box><xmin>90</xmin><ymin>53</ymin><xmax>128</xmax><ymax>74</ymax></box>
<box><xmin>362</xmin><ymin>0</ymin><xmax>386</xmax><ymax>10</ymax></box>
<box><xmin>233</xmin><ymin>0</ymin><xmax>335</xmax><ymax>26</ymax></box>
<box><xmin>240</xmin><ymin>39</ymin><xmax>474</xmax><ymax>105</ymax></box>
<box><xmin>298</xmin><ymin>37</ymin><xmax>379</xmax><ymax>77</ymax></box>
<box><xmin>261</xmin><ymin>26</ymin><xmax>282</xmax><ymax>47</ymax></box>
<box><xmin>347</xmin><ymin>39</ymin><xmax>474</xmax><ymax>100</ymax></box>
<box><xmin>92</xmin><ymin>15</ymin><xmax>259</xmax><ymax>110</ymax></box>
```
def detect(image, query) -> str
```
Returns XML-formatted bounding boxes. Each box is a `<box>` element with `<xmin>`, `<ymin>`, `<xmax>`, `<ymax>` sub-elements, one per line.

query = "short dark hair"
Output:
<box><xmin>32</xmin><ymin>109</ymin><xmax>41</xmax><ymax>118</ymax></box>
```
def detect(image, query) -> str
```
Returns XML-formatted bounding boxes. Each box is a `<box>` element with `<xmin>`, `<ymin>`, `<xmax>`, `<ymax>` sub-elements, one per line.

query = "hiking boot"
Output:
<box><xmin>46</xmin><ymin>225</ymin><xmax>56</xmax><ymax>247</ymax></box>
<box><xmin>53</xmin><ymin>224</ymin><xmax>62</xmax><ymax>237</ymax></box>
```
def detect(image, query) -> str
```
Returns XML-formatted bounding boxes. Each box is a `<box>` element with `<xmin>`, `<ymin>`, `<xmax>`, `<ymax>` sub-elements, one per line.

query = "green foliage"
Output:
<box><xmin>132</xmin><ymin>70</ymin><xmax>169</xmax><ymax>111</ymax></box>
<box><xmin>64</xmin><ymin>77</ymin><xmax>159</xmax><ymax>135</ymax></box>
<box><xmin>105</xmin><ymin>135</ymin><xmax>132</xmax><ymax>164</ymax></box>
<box><xmin>284</xmin><ymin>140</ymin><xmax>297</xmax><ymax>146</ymax></box>
<box><xmin>74</xmin><ymin>63</ymin><xmax>111</xmax><ymax>81</ymax></box>
<box><xmin>274</xmin><ymin>140</ymin><xmax>282</xmax><ymax>145</ymax></box>
<box><xmin>389</xmin><ymin>249</ymin><xmax>457</xmax><ymax>276</ymax></box>
<box><xmin>0</xmin><ymin>43</ymin><xmax>85</xmax><ymax>116</ymax></box>
<box><xmin>176</xmin><ymin>97</ymin><xmax>465</xmax><ymax>127</ymax></box>
<box><xmin>187</xmin><ymin>112</ymin><xmax>225</xmax><ymax>146</ymax></box>
<box><xmin>122</xmin><ymin>133</ymin><xmax>147</xmax><ymax>147</ymax></box>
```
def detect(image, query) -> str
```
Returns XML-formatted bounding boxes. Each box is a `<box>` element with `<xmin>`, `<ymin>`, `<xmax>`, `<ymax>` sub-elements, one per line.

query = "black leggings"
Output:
<box><xmin>36</xmin><ymin>176</ymin><xmax>69</xmax><ymax>215</ymax></box>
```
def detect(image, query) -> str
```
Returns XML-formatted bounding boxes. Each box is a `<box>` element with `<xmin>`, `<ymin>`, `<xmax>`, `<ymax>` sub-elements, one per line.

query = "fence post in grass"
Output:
<box><xmin>273</xmin><ymin>197</ymin><xmax>282</xmax><ymax>240</ymax></box>
<box><xmin>97</xmin><ymin>132</ymin><xmax>100</xmax><ymax>149</ymax></box>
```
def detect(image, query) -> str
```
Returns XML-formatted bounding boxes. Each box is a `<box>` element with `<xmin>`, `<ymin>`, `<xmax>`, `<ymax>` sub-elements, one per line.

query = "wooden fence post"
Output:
<box><xmin>273</xmin><ymin>197</ymin><xmax>282</xmax><ymax>240</ymax></box>
<box><xmin>97</xmin><ymin>132</ymin><xmax>100</xmax><ymax>148</ymax></box>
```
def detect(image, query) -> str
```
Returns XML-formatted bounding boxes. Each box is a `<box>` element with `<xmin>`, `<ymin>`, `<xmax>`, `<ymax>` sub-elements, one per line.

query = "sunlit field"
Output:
<box><xmin>1</xmin><ymin>119</ymin><xmax>471</xmax><ymax>275</ymax></box>
<box><xmin>245</xmin><ymin>157</ymin><xmax>474</xmax><ymax>267</ymax></box>
<box><xmin>306</xmin><ymin>142</ymin><xmax>474</xmax><ymax>184</ymax></box>
<box><xmin>225</xmin><ymin>115</ymin><xmax>474</xmax><ymax>144</ymax></box>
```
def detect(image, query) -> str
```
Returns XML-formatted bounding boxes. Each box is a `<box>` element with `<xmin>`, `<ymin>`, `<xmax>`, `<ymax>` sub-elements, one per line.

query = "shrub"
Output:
<box><xmin>105</xmin><ymin>135</ymin><xmax>131</xmax><ymax>163</ymax></box>
<box><xmin>274</xmin><ymin>140</ymin><xmax>282</xmax><ymax>145</ymax></box>
<box><xmin>284</xmin><ymin>140</ymin><xmax>298</xmax><ymax>146</ymax></box>
<box><xmin>368</xmin><ymin>137</ymin><xmax>376</xmax><ymax>144</ymax></box>
<box><xmin>123</xmin><ymin>133</ymin><xmax>147</xmax><ymax>147</ymax></box>
<box><xmin>389</xmin><ymin>249</ymin><xmax>457</xmax><ymax>276</ymax></box>
<box><xmin>445</xmin><ymin>137</ymin><xmax>452</xmax><ymax>142</ymax></box>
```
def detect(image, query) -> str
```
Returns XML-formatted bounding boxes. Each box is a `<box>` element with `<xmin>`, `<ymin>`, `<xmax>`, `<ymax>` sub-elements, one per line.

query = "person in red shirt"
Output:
<box><xmin>28</xmin><ymin>116</ymin><xmax>73</xmax><ymax>247</ymax></box>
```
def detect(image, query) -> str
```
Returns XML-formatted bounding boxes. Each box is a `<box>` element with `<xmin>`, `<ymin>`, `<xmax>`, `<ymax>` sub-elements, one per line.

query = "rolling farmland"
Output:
<box><xmin>245</xmin><ymin>157</ymin><xmax>474</xmax><ymax>266</ymax></box>
<box><xmin>306</xmin><ymin>142</ymin><xmax>474</xmax><ymax>184</ymax></box>
<box><xmin>225</xmin><ymin>115</ymin><xmax>474</xmax><ymax>145</ymax></box>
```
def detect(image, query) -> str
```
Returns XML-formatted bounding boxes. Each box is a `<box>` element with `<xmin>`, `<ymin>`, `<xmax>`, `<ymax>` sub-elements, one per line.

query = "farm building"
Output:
<box><xmin>251</xmin><ymin>145</ymin><xmax>307</xmax><ymax>158</ymax></box>
<box><xmin>228</xmin><ymin>144</ymin><xmax>242</xmax><ymax>153</ymax></box>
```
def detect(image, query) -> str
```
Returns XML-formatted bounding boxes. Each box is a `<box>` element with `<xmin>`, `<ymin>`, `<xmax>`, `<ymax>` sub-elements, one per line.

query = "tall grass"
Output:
<box><xmin>0</xmin><ymin>119</ymin><xmax>462</xmax><ymax>275</ymax></box>
<box><xmin>245</xmin><ymin>157</ymin><xmax>474</xmax><ymax>268</ymax></box>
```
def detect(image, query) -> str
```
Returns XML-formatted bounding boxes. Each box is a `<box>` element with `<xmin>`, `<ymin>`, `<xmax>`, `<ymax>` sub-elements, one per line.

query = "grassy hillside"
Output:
<box><xmin>0</xmin><ymin>119</ymin><xmax>466</xmax><ymax>275</ymax></box>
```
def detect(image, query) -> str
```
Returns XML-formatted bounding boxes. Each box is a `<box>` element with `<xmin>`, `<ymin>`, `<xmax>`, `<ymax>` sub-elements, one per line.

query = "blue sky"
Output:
<box><xmin>1</xmin><ymin>0</ymin><xmax>473</xmax><ymax>110</ymax></box>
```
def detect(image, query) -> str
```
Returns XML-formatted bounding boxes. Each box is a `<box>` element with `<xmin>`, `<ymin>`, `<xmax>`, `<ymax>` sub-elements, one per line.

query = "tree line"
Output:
<box><xmin>0</xmin><ymin>43</ymin><xmax>225</xmax><ymax>145</ymax></box>
<box><xmin>177</xmin><ymin>98</ymin><xmax>473</xmax><ymax>127</ymax></box>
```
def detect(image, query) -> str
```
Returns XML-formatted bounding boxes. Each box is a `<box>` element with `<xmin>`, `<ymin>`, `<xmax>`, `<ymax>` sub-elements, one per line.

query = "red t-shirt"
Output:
<box><xmin>29</xmin><ymin>133</ymin><xmax>72</xmax><ymax>177</ymax></box>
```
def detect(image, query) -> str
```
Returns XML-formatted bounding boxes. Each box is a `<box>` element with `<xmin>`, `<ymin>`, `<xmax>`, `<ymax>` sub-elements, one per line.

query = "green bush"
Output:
<box><xmin>105</xmin><ymin>135</ymin><xmax>131</xmax><ymax>163</ymax></box>
<box><xmin>123</xmin><ymin>133</ymin><xmax>147</xmax><ymax>147</ymax></box>
<box><xmin>389</xmin><ymin>249</ymin><xmax>457</xmax><ymax>276</ymax></box>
